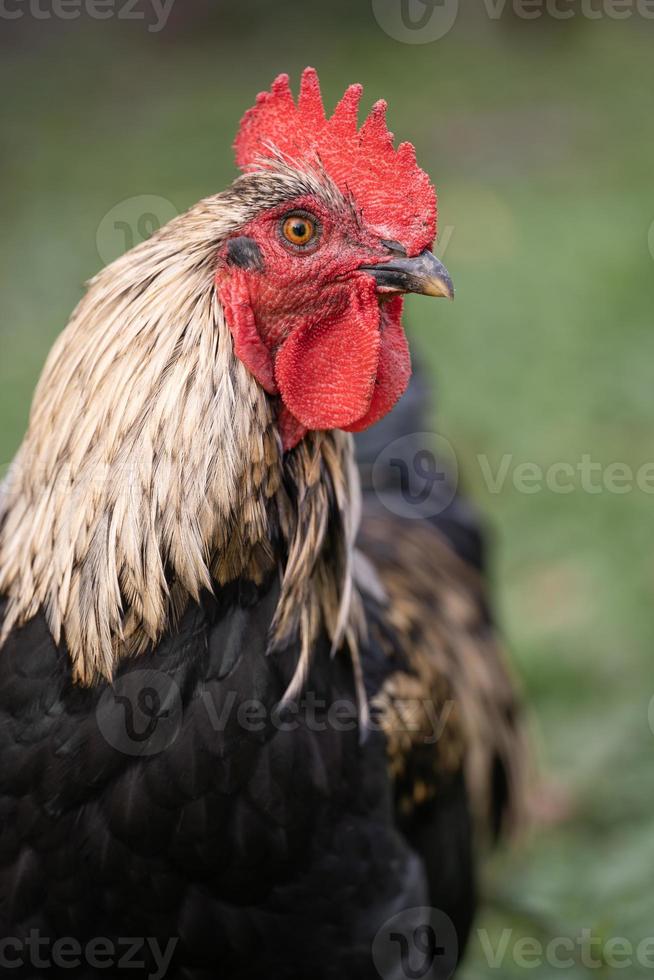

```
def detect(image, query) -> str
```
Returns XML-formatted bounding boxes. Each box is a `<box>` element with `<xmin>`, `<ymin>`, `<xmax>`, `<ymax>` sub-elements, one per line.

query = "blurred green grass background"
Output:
<box><xmin>1</xmin><ymin>4</ymin><xmax>654</xmax><ymax>975</ymax></box>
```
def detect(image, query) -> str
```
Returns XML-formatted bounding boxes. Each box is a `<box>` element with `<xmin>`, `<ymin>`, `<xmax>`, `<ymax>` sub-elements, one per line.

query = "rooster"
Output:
<box><xmin>0</xmin><ymin>69</ymin><xmax>524</xmax><ymax>979</ymax></box>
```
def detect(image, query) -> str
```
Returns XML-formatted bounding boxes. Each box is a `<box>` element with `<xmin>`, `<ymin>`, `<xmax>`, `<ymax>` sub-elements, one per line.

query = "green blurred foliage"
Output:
<box><xmin>1</xmin><ymin>4</ymin><xmax>654</xmax><ymax>976</ymax></box>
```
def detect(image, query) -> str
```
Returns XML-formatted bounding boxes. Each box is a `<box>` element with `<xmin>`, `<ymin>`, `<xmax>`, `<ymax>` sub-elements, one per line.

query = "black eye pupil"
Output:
<box><xmin>293</xmin><ymin>222</ymin><xmax>307</xmax><ymax>238</ymax></box>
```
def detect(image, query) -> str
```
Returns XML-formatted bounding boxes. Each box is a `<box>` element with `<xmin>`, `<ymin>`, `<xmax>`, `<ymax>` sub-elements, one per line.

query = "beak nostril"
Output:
<box><xmin>379</xmin><ymin>239</ymin><xmax>407</xmax><ymax>257</ymax></box>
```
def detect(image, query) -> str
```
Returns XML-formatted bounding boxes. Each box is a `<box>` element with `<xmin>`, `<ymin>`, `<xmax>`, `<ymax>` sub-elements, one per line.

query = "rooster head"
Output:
<box><xmin>216</xmin><ymin>67</ymin><xmax>453</xmax><ymax>450</ymax></box>
<box><xmin>0</xmin><ymin>68</ymin><xmax>453</xmax><ymax>684</ymax></box>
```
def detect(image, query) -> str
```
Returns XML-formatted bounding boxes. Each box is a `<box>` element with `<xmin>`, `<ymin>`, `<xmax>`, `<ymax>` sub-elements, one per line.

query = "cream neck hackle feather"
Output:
<box><xmin>0</xmin><ymin>165</ymin><xmax>364</xmax><ymax>693</ymax></box>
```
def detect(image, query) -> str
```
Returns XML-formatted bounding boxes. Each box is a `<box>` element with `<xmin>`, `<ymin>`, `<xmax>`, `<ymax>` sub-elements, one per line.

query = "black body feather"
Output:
<box><xmin>0</xmin><ymin>574</ymin><xmax>473</xmax><ymax>979</ymax></box>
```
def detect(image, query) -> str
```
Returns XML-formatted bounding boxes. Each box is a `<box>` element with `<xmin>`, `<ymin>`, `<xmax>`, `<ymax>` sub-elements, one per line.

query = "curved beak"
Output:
<box><xmin>361</xmin><ymin>249</ymin><xmax>454</xmax><ymax>300</ymax></box>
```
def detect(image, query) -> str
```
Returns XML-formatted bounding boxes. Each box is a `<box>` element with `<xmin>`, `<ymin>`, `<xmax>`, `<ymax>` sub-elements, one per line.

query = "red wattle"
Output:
<box><xmin>217</xmin><ymin>270</ymin><xmax>277</xmax><ymax>394</ymax></box>
<box><xmin>277</xmin><ymin>403</ymin><xmax>308</xmax><ymax>451</ymax></box>
<box><xmin>274</xmin><ymin>279</ymin><xmax>382</xmax><ymax>432</ymax></box>
<box><xmin>344</xmin><ymin>296</ymin><xmax>411</xmax><ymax>433</ymax></box>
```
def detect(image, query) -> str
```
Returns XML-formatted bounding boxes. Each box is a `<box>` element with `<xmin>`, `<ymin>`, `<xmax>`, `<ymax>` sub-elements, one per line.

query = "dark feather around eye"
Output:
<box><xmin>226</xmin><ymin>236</ymin><xmax>265</xmax><ymax>272</ymax></box>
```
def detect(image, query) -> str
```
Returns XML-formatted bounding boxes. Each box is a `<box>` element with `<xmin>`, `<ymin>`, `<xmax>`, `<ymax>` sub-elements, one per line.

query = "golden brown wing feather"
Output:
<box><xmin>359</xmin><ymin>502</ymin><xmax>528</xmax><ymax>840</ymax></box>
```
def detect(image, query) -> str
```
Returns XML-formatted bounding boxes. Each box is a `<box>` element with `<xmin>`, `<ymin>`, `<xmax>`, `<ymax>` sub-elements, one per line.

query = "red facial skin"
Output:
<box><xmin>215</xmin><ymin>194</ymin><xmax>412</xmax><ymax>451</ymax></box>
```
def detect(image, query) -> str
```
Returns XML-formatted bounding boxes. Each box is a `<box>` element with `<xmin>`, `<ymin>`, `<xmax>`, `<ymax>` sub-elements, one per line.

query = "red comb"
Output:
<box><xmin>234</xmin><ymin>67</ymin><xmax>437</xmax><ymax>256</ymax></box>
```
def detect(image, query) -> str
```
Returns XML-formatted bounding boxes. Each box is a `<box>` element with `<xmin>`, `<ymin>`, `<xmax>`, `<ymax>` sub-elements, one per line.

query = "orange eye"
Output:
<box><xmin>281</xmin><ymin>213</ymin><xmax>317</xmax><ymax>248</ymax></box>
